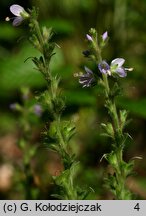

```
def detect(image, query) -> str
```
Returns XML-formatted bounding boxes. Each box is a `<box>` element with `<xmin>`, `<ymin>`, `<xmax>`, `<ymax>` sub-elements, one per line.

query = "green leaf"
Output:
<box><xmin>101</xmin><ymin>122</ymin><xmax>114</xmax><ymax>138</ymax></box>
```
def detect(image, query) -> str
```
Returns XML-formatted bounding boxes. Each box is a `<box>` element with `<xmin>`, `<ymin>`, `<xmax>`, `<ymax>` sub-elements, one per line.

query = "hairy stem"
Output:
<box><xmin>97</xmin><ymin>51</ymin><xmax>130</xmax><ymax>199</ymax></box>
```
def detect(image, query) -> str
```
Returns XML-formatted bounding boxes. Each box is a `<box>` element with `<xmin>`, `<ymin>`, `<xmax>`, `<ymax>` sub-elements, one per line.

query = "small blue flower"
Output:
<box><xmin>98</xmin><ymin>60</ymin><xmax>111</xmax><ymax>75</ymax></box>
<box><xmin>98</xmin><ymin>58</ymin><xmax>133</xmax><ymax>78</ymax></box>
<box><xmin>6</xmin><ymin>4</ymin><xmax>29</xmax><ymax>26</ymax></box>
<box><xmin>110</xmin><ymin>58</ymin><xmax>133</xmax><ymax>77</ymax></box>
<box><xmin>33</xmin><ymin>104</ymin><xmax>43</xmax><ymax>117</ymax></box>
<box><xmin>102</xmin><ymin>31</ymin><xmax>108</xmax><ymax>42</ymax></box>
<box><xmin>75</xmin><ymin>66</ymin><xmax>95</xmax><ymax>87</ymax></box>
<box><xmin>9</xmin><ymin>103</ymin><xmax>17</xmax><ymax>110</ymax></box>
<box><xmin>9</xmin><ymin>103</ymin><xmax>22</xmax><ymax>111</ymax></box>
<box><xmin>86</xmin><ymin>34</ymin><xmax>93</xmax><ymax>42</ymax></box>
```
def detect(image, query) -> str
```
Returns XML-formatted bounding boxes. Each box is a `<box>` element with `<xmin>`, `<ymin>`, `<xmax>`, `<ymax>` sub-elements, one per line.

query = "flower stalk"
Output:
<box><xmin>28</xmin><ymin>8</ymin><xmax>80</xmax><ymax>199</ymax></box>
<box><xmin>10</xmin><ymin>88</ymin><xmax>42</xmax><ymax>199</ymax></box>
<box><xmin>8</xmin><ymin>5</ymin><xmax>89</xmax><ymax>199</ymax></box>
<box><xmin>77</xmin><ymin>29</ymin><xmax>134</xmax><ymax>199</ymax></box>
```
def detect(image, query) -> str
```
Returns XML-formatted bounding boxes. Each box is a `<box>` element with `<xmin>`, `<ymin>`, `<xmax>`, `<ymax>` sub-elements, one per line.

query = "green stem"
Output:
<box><xmin>32</xmin><ymin>19</ymin><xmax>44</xmax><ymax>48</ymax></box>
<box><xmin>97</xmin><ymin>47</ymin><xmax>129</xmax><ymax>199</ymax></box>
<box><xmin>112</xmin><ymin>102</ymin><xmax>120</xmax><ymax>131</ymax></box>
<box><xmin>102</xmin><ymin>74</ymin><xmax>110</xmax><ymax>96</ymax></box>
<box><xmin>54</xmin><ymin>114</ymin><xmax>66</xmax><ymax>151</ymax></box>
<box><xmin>105</xmin><ymin>82</ymin><xmax>128</xmax><ymax>199</ymax></box>
<box><xmin>33</xmin><ymin>18</ymin><xmax>71</xmax><ymax>163</ymax></box>
<box><xmin>33</xmin><ymin>16</ymin><xmax>77</xmax><ymax>199</ymax></box>
<box><xmin>32</xmin><ymin>19</ymin><xmax>51</xmax><ymax>81</ymax></box>
<box><xmin>23</xmin><ymin>162</ymin><xmax>33</xmax><ymax>199</ymax></box>
<box><xmin>114</xmin><ymin>147</ymin><xmax>124</xmax><ymax>195</ymax></box>
<box><xmin>30</xmin><ymin>15</ymin><xmax>78</xmax><ymax>199</ymax></box>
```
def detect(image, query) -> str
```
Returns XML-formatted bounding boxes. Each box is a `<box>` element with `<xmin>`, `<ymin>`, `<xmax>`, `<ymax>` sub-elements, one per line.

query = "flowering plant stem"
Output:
<box><xmin>11</xmin><ymin>90</ymin><xmax>40</xmax><ymax>199</ymax></box>
<box><xmin>26</xmin><ymin>8</ymin><xmax>86</xmax><ymax>199</ymax></box>
<box><xmin>30</xmin><ymin>19</ymin><xmax>69</xmax><ymax>165</ymax></box>
<box><xmin>8</xmin><ymin>4</ymin><xmax>83</xmax><ymax>199</ymax></box>
<box><xmin>78</xmin><ymin>29</ymin><xmax>134</xmax><ymax>199</ymax></box>
<box><xmin>103</xmin><ymin>73</ymin><xmax>128</xmax><ymax>199</ymax></box>
<box><xmin>98</xmin><ymin>45</ymin><xmax>132</xmax><ymax>200</ymax></box>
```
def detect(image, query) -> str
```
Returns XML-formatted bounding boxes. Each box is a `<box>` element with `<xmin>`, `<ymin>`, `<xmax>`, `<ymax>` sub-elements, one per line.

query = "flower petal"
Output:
<box><xmin>98</xmin><ymin>60</ymin><xmax>110</xmax><ymax>74</ymax></box>
<box><xmin>34</xmin><ymin>105</ymin><xmax>42</xmax><ymax>117</ymax></box>
<box><xmin>111</xmin><ymin>58</ymin><xmax>125</xmax><ymax>67</ymax></box>
<box><xmin>10</xmin><ymin>4</ymin><xmax>24</xmax><ymax>16</ymax></box>
<box><xmin>78</xmin><ymin>67</ymin><xmax>95</xmax><ymax>87</ymax></box>
<box><xmin>86</xmin><ymin>34</ymin><xmax>93</xmax><ymax>41</ymax></box>
<box><xmin>102</xmin><ymin>31</ymin><xmax>108</xmax><ymax>41</ymax></box>
<box><xmin>84</xmin><ymin>66</ymin><xmax>93</xmax><ymax>74</ymax></box>
<box><xmin>12</xmin><ymin>16</ymin><xmax>23</xmax><ymax>26</ymax></box>
<box><xmin>79</xmin><ymin>78</ymin><xmax>94</xmax><ymax>87</ymax></box>
<box><xmin>116</xmin><ymin>67</ymin><xmax>127</xmax><ymax>77</ymax></box>
<box><xmin>79</xmin><ymin>79</ymin><xmax>88</xmax><ymax>84</ymax></box>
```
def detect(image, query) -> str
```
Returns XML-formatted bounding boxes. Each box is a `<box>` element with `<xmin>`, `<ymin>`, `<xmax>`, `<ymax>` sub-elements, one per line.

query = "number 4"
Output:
<box><xmin>134</xmin><ymin>203</ymin><xmax>140</xmax><ymax>211</ymax></box>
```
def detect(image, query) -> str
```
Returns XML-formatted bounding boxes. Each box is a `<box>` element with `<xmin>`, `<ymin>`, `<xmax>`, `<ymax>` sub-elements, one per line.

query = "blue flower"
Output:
<box><xmin>98</xmin><ymin>60</ymin><xmax>111</xmax><ymax>75</ymax></box>
<box><xmin>6</xmin><ymin>4</ymin><xmax>29</xmax><ymax>26</ymax></box>
<box><xmin>110</xmin><ymin>58</ymin><xmax>133</xmax><ymax>77</ymax></box>
<box><xmin>9</xmin><ymin>103</ymin><xmax>22</xmax><ymax>111</ymax></box>
<box><xmin>102</xmin><ymin>31</ymin><xmax>108</xmax><ymax>42</ymax></box>
<box><xmin>98</xmin><ymin>58</ymin><xmax>133</xmax><ymax>78</ymax></box>
<box><xmin>75</xmin><ymin>66</ymin><xmax>95</xmax><ymax>87</ymax></box>
<box><xmin>33</xmin><ymin>104</ymin><xmax>43</xmax><ymax>117</ymax></box>
<box><xmin>9</xmin><ymin>103</ymin><xmax>17</xmax><ymax>110</ymax></box>
<box><xmin>86</xmin><ymin>34</ymin><xmax>93</xmax><ymax>42</ymax></box>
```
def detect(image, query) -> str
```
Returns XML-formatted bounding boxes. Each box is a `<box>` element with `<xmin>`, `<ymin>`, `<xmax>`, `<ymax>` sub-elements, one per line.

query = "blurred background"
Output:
<box><xmin>0</xmin><ymin>0</ymin><xmax>146</xmax><ymax>199</ymax></box>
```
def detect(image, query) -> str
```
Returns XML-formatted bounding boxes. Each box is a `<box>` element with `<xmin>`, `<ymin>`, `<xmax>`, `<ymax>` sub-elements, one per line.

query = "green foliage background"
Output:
<box><xmin>0</xmin><ymin>0</ymin><xmax>146</xmax><ymax>199</ymax></box>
